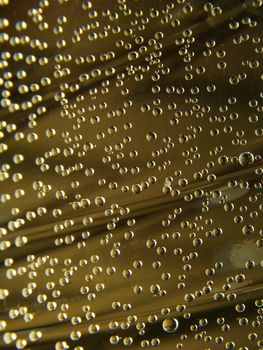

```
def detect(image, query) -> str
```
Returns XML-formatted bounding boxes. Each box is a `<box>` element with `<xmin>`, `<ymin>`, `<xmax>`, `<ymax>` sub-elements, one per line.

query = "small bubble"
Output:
<box><xmin>146</xmin><ymin>132</ymin><xmax>157</xmax><ymax>142</ymax></box>
<box><xmin>94</xmin><ymin>196</ymin><xmax>106</xmax><ymax>206</ymax></box>
<box><xmin>162</xmin><ymin>318</ymin><xmax>179</xmax><ymax>333</ymax></box>
<box><xmin>238</xmin><ymin>152</ymin><xmax>255</xmax><ymax>167</ymax></box>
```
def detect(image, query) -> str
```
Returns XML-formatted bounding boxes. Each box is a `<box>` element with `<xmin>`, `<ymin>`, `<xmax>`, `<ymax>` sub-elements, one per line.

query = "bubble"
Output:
<box><xmin>235</xmin><ymin>303</ymin><xmax>246</xmax><ymax>312</ymax></box>
<box><xmin>94</xmin><ymin>196</ymin><xmax>106</xmax><ymax>206</ymax></box>
<box><xmin>131</xmin><ymin>184</ymin><xmax>141</xmax><ymax>194</ymax></box>
<box><xmin>162</xmin><ymin>318</ymin><xmax>179</xmax><ymax>333</ymax></box>
<box><xmin>88</xmin><ymin>324</ymin><xmax>100</xmax><ymax>334</ymax></box>
<box><xmin>146</xmin><ymin>132</ymin><xmax>157</xmax><ymax>141</ymax></box>
<box><xmin>110</xmin><ymin>335</ymin><xmax>120</xmax><ymax>344</ymax></box>
<box><xmin>238</xmin><ymin>152</ymin><xmax>255</xmax><ymax>167</ymax></box>
<box><xmin>0</xmin><ymin>288</ymin><xmax>9</xmax><ymax>300</ymax></box>
<box><xmin>123</xmin><ymin>337</ymin><xmax>133</xmax><ymax>346</ymax></box>
<box><xmin>0</xmin><ymin>0</ymin><xmax>262</xmax><ymax>348</ymax></box>
<box><xmin>152</xmin><ymin>107</ymin><xmax>163</xmax><ymax>116</ymax></box>
<box><xmin>242</xmin><ymin>224</ymin><xmax>254</xmax><ymax>235</ymax></box>
<box><xmin>128</xmin><ymin>51</ymin><xmax>138</xmax><ymax>61</ymax></box>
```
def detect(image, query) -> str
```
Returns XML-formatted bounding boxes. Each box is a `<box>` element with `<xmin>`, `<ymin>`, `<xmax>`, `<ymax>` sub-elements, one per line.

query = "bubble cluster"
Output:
<box><xmin>0</xmin><ymin>0</ymin><xmax>263</xmax><ymax>349</ymax></box>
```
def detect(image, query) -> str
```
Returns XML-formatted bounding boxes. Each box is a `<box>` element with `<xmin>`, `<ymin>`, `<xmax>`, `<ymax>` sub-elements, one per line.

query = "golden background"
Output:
<box><xmin>0</xmin><ymin>0</ymin><xmax>262</xmax><ymax>349</ymax></box>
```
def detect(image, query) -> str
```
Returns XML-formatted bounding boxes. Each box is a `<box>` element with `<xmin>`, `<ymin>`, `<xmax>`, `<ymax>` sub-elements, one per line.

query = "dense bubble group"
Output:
<box><xmin>0</xmin><ymin>0</ymin><xmax>263</xmax><ymax>349</ymax></box>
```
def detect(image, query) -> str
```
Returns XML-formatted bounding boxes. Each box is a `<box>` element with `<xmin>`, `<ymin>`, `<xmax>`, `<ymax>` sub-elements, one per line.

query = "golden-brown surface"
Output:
<box><xmin>0</xmin><ymin>0</ymin><xmax>263</xmax><ymax>349</ymax></box>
